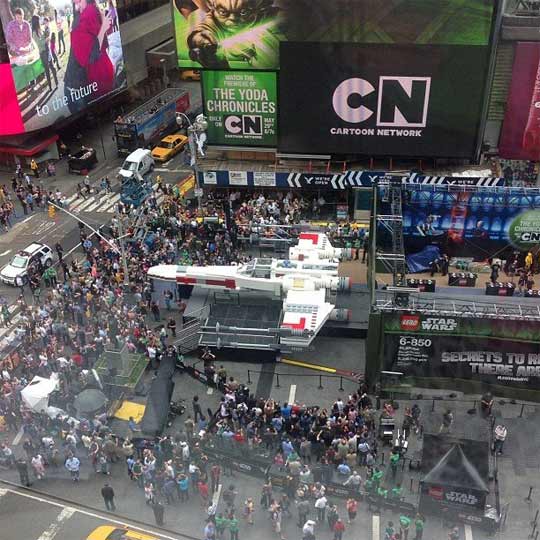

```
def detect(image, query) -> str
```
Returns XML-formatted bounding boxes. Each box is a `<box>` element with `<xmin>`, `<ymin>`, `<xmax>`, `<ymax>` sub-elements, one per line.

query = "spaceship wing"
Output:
<box><xmin>280</xmin><ymin>289</ymin><xmax>334</xmax><ymax>347</ymax></box>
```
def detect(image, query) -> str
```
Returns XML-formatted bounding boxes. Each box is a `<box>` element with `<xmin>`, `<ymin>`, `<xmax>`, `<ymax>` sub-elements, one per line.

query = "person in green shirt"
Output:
<box><xmin>215</xmin><ymin>513</ymin><xmax>227</xmax><ymax>539</ymax></box>
<box><xmin>228</xmin><ymin>513</ymin><xmax>239</xmax><ymax>540</ymax></box>
<box><xmin>372</xmin><ymin>467</ymin><xmax>383</xmax><ymax>487</ymax></box>
<box><xmin>399</xmin><ymin>514</ymin><xmax>412</xmax><ymax>540</ymax></box>
<box><xmin>377</xmin><ymin>485</ymin><xmax>388</xmax><ymax>499</ymax></box>
<box><xmin>390</xmin><ymin>450</ymin><xmax>400</xmax><ymax>480</ymax></box>
<box><xmin>414</xmin><ymin>513</ymin><xmax>425</xmax><ymax>540</ymax></box>
<box><xmin>391</xmin><ymin>483</ymin><xmax>403</xmax><ymax>500</ymax></box>
<box><xmin>384</xmin><ymin>521</ymin><xmax>395</xmax><ymax>540</ymax></box>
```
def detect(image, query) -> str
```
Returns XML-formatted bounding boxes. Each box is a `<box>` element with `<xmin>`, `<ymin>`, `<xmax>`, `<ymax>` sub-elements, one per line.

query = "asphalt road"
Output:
<box><xmin>0</xmin><ymin>148</ymin><xmax>193</xmax><ymax>306</ymax></box>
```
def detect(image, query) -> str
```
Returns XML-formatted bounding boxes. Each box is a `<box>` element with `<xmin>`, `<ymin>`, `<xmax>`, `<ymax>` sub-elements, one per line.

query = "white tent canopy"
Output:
<box><xmin>21</xmin><ymin>376</ymin><xmax>59</xmax><ymax>412</ymax></box>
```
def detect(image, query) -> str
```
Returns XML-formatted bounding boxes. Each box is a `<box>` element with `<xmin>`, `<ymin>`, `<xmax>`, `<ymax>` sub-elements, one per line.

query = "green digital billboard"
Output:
<box><xmin>173</xmin><ymin>0</ymin><xmax>496</xmax><ymax>70</ymax></box>
<box><xmin>202</xmin><ymin>70</ymin><xmax>277</xmax><ymax>146</ymax></box>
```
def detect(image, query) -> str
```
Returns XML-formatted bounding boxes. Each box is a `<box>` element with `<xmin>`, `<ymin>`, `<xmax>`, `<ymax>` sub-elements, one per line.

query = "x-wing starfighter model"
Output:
<box><xmin>147</xmin><ymin>233</ymin><xmax>352</xmax><ymax>347</ymax></box>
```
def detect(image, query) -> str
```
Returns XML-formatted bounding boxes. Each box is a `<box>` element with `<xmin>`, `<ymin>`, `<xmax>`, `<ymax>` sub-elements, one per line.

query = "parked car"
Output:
<box><xmin>87</xmin><ymin>525</ymin><xmax>158</xmax><ymax>540</ymax></box>
<box><xmin>151</xmin><ymin>133</ymin><xmax>188</xmax><ymax>162</ymax></box>
<box><xmin>0</xmin><ymin>243</ymin><xmax>53</xmax><ymax>285</ymax></box>
<box><xmin>179</xmin><ymin>69</ymin><xmax>200</xmax><ymax>81</ymax></box>
<box><xmin>67</xmin><ymin>146</ymin><xmax>98</xmax><ymax>175</ymax></box>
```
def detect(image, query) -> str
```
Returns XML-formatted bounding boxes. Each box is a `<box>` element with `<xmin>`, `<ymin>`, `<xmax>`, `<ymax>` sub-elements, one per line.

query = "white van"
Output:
<box><xmin>119</xmin><ymin>148</ymin><xmax>154</xmax><ymax>180</ymax></box>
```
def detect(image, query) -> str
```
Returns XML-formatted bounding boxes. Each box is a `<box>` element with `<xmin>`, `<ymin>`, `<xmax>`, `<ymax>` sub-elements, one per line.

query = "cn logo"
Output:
<box><xmin>332</xmin><ymin>77</ymin><xmax>431</xmax><ymax>128</ymax></box>
<box><xmin>224</xmin><ymin>115</ymin><xmax>262</xmax><ymax>136</ymax></box>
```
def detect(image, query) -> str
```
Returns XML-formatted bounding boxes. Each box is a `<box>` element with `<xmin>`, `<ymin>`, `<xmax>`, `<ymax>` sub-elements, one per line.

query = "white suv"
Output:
<box><xmin>0</xmin><ymin>243</ymin><xmax>54</xmax><ymax>285</ymax></box>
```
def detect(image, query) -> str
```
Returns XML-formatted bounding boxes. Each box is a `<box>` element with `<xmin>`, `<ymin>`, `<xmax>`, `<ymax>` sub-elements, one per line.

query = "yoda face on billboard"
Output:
<box><xmin>176</xmin><ymin>0</ymin><xmax>282</xmax><ymax>69</ymax></box>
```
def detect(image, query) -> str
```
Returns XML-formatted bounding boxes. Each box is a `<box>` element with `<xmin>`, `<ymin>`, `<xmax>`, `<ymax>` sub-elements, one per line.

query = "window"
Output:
<box><xmin>10</xmin><ymin>255</ymin><xmax>28</xmax><ymax>269</ymax></box>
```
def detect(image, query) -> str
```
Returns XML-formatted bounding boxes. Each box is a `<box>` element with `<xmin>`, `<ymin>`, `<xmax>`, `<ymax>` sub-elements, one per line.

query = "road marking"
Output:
<box><xmin>0</xmin><ymin>250</ymin><xmax>11</xmax><ymax>256</ymax></box>
<box><xmin>372</xmin><ymin>514</ymin><xmax>380</xmax><ymax>540</ymax></box>
<box><xmin>280</xmin><ymin>357</ymin><xmax>336</xmax><ymax>374</ymax></box>
<box><xmin>72</xmin><ymin>196</ymin><xmax>99</xmax><ymax>213</ymax></box>
<box><xmin>212</xmin><ymin>484</ymin><xmax>222</xmax><ymax>506</ymax></box>
<box><xmin>100</xmin><ymin>193</ymin><xmax>121</xmax><ymax>212</ymax></box>
<box><xmin>12</xmin><ymin>426</ymin><xmax>25</xmax><ymax>446</ymax></box>
<box><xmin>288</xmin><ymin>384</ymin><xmax>297</xmax><ymax>404</ymax></box>
<box><xmin>464</xmin><ymin>524</ymin><xmax>473</xmax><ymax>540</ymax></box>
<box><xmin>0</xmin><ymin>486</ymin><xmax>184</xmax><ymax>540</ymax></box>
<box><xmin>22</xmin><ymin>216</ymin><xmax>34</xmax><ymax>224</ymax></box>
<box><xmin>37</xmin><ymin>507</ymin><xmax>75</xmax><ymax>540</ymax></box>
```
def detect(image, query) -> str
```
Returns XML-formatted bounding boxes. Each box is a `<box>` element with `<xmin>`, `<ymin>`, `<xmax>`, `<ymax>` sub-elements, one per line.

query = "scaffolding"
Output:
<box><xmin>375</xmin><ymin>290</ymin><xmax>540</xmax><ymax>321</ymax></box>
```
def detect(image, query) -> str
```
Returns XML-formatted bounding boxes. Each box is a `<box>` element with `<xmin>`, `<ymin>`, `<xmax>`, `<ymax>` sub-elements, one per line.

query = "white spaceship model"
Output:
<box><xmin>148</xmin><ymin>233</ymin><xmax>352</xmax><ymax>347</ymax></box>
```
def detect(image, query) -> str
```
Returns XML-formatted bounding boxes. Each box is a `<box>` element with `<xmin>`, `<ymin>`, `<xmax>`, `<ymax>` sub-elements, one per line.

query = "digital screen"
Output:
<box><xmin>0</xmin><ymin>0</ymin><xmax>127</xmax><ymax>134</ymax></box>
<box><xmin>173</xmin><ymin>0</ymin><xmax>495</xmax><ymax>70</ymax></box>
<box><xmin>278</xmin><ymin>42</ymin><xmax>489</xmax><ymax>158</ymax></box>
<box><xmin>202</xmin><ymin>70</ymin><xmax>277</xmax><ymax>146</ymax></box>
<box><xmin>499</xmin><ymin>42</ymin><xmax>540</xmax><ymax>161</ymax></box>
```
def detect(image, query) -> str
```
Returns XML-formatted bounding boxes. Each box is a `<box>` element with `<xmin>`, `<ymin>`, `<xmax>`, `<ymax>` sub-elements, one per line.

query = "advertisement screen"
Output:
<box><xmin>402</xmin><ymin>188</ymin><xmax>540</xmax><ymax>256</ymax></box>
<box><xmin>278</xmin><ymin>42</ymin><xmax>489</xmax><ymax>157</ymax></box>
<box><xmin>382</xmin><ymin>313</ymin><xmax>540</xmax><ymax>390</ymax></box>
<box><xmin>0</xmin><ymin>0</ymin><xmax>126</xmax><ymax>134</ymax></box>
<box><xmin>202</xmin><ymin>70</ymin><xmax>277</xmax><ymax>146</ymax></box>
<box><xmin>499</xmin><ymin>42</ymin><xmax>540</xmax><ymax>161</ymax></box>
<box><xmin>173</xmin><ymin>0</ymin><xmax>494</xmax><ymax>70</ymax></box>
<box><xmin>0</xmin><ymin>62</ymin><xmax>24</xmax><ymax>135</ymax></box>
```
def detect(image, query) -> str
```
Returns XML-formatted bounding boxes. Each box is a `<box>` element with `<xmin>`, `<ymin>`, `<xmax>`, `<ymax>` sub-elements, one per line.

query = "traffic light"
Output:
<box><xmin>48</xmin><ymin>205</ymin><xmax>56</xmax><ymax>218</ymax></box>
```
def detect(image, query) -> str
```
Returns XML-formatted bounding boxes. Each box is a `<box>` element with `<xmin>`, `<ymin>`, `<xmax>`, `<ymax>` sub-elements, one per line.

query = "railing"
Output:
<box><xmin>173</xmin><ymin>305</ymin><xmax>211</xmax><ymax>354</ymax></box>
<box><xmin>246</xmin><ymin>368</ymin><xmax>361</xmax><ymax>391</ymax></box>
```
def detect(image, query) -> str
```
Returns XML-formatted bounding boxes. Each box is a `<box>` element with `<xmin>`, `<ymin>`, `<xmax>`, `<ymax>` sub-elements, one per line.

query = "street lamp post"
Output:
<box><xmin>176</xmin><ymin>112</ymin><xmax>208</xmax><ymax>210</ymax></box>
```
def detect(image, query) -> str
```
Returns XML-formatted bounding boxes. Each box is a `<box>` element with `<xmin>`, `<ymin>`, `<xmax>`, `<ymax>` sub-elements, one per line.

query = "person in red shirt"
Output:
<box><xmin>198</xmin><ymin>479</ymin><xmax>209</xmax><ymax>507</ymax></box>
<box><xmin>210</xmin><ymin>463</ymin><xmax>221</xmax><ymax>493</ymax></box>
<box><xmin>333</xmin><ymin>518</ymin><xmax>346</xmax><ymax>540</ymax></box>
<box><xmin>346</xmin><ymin>498</ymin><xmax>358</xmax><ymax>523</ymax></box>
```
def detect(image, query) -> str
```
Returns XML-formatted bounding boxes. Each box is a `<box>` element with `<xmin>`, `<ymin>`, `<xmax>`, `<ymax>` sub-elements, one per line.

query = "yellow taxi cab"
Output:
<box><xmin>87</xmin><ymin>525</ymin><xmax>158</xmax><ymax>540</ymax></box>
<box><xmin>179</xmin><ymin>69</ymin><xmax>200</xmax><ymax>81</ymax></box>
<box><xmin>151</xmin><ymin>134</ymin><xmax>188</xmax><ymax>162</ymax></box>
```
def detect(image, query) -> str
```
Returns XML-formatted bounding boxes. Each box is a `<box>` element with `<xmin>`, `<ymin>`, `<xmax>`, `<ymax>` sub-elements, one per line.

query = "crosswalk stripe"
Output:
<box><xmin>85</xmin><ymin>194</ymin><xmax>110</xmax><ymax>212</ymax></box>
<box><xmin>372</xmin><ymin>514</ymin><xmax>379</xmax><ymax>540</ymax></box>
<box><xmin>100</xmin><ymin>193</ymin><xmax>121</xmax><ymax>213</ymax></box>
<box><xmin>69</xmin><ymin>196</ymin><xmax>95</xmax><ymax>212</ymax></box>
<box><xmin>37</xmin><ymin>507</ymin><xmax>75</xmax><ymax>540</ymax></box>
<box><xmin>68</xmin><ymin>197</ymin><xmax>88</xmax><ymax>211</ymax></box>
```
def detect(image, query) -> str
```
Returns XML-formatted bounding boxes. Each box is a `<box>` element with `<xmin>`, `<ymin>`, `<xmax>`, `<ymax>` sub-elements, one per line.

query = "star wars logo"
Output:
<box><xmin>331</xmin><ymin>77</ymin><xmax>431</xmax><ymax>137</ymax></box>
<box><xmin>421</xmin><ymin>317</ymin><xmax>457</xmax><ymax>332</ymax></box>
<box><xmin>445</xmin><ymin>491</ymin><xmax>479</xmax><ymax>506</ymax></box>
<box><xmin>224</xmin><ymin>115</ymin><xmax>262</xmax><ymax>136</ymax></box>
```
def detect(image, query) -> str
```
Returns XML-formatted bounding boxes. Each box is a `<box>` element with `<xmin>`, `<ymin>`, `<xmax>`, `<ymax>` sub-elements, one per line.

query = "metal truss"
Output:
<box><xmin>375</xmin><ymin>292</ymin><xmax>540</xmax><ymax>321</ymax></box>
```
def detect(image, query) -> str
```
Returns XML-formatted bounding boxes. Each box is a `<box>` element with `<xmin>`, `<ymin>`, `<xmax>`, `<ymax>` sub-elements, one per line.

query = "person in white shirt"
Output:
<box><xmin>302</xmin><ymin>519</ymin><xmax>316</xmax><ymax>539</ymax></box>
<box><xmin>314</xmin><ymin>495</ymin><xmax>328</xmax><ymax>522</ymax></box>
<box><xmin>494</xmin><ymin>424</ymin><xmax>507</xmax><ymax>455</ymax></box>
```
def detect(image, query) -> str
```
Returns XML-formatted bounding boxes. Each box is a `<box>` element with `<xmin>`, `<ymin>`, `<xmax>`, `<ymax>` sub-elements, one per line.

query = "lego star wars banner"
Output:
<box><xmin>499</xmin><ymin>42</ymin><xmax>540</xmax><ymax>161</ymax></box>
<box><xmin>279</xmin><ymin>42</ymin><xmax>489</xmax><ymax>158</ymax></box>
<box><xmin>173</xmin><ymin>0</ymin><xmax>495</xmax><ymax>71</ymax></box>
<box><xmin>382</xmin><ymin>313</ymin><xmax>540</xmax><ymax>389</ymax></box>
<box><xmin>0</xmin><ymin>0</ymin><xmax>127</xmax><ymax>134</ymax></box>
<box><xmin>202</xmin><ymin>70</ymin><xmax>277</xmax><ymax>146</ymax></box>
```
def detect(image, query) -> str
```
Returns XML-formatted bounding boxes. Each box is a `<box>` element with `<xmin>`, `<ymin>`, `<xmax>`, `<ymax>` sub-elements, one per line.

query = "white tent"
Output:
<box><xmin>21</xmin><ymin>376</ymin><xmax>59</xmax><ymax>412</ymax></box>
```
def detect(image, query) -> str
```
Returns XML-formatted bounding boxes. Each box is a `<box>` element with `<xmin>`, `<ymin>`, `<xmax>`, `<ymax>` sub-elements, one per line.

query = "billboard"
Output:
<box><xmin>382</xmin><ymin>313</ymin><xmax>540</xmax><ymax>390</ymax></box>
<box><xmin>0</xmin><ymin>0</ymin><xmax>126</xmax><ymax>134</ymax></box>
<box><xmin>279</xmin><ymin>42</ymin><xmax>489</xmax><ymax>158</ymax></box>
<box><xmin>202</xmin><ymin>70</ymin><xmax>277</xmax><ymax>146</ymax></box>
<box><xmin>499</xmin><ymin>42</ymin><xmax>540</xmax><ymax>161</ymax></box>
<box><xmin>173</xmin><ymin>0</ymin><xmax>495</xmax><ymax>71</ymax></box>
<box><xmin>402</xmin><ymin>188</ymin><xmax>540</xmax><ymax>256</ymax></box>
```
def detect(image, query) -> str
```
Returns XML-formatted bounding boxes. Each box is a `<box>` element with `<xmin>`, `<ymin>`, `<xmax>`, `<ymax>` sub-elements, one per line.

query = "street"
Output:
<box><xmin>0</xmin><ymin>143</ymin><xmax>193</xmax><ymax>307</ymax></box>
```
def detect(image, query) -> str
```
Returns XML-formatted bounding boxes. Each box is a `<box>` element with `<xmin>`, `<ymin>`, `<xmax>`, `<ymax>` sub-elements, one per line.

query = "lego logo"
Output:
<box><xmin>400</xmin><ymin>314</ymin><xmax>420</xmax><ymax>331</ymax></box>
